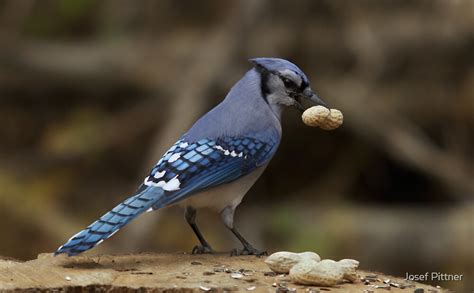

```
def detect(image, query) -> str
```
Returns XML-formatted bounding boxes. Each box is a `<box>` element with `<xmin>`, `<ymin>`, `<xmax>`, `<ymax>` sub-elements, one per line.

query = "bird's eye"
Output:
<box><xmin>282</xmin><ymin>78</ymin><xmax>293</xmax><ymax>87</ymax></box>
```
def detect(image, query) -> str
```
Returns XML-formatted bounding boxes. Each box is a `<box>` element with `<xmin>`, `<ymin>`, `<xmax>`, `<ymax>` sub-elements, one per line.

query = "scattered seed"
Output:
<box><xmin>65</xmin><ymin>276</ymin><xmax>71</xmax><ymax>281</ymax></box>
<box><xmin>370</xmin><ymin>284</ymin><xmax>391</xmax><ymax>290</ymax></box>
<box><xmin>231</xmin><ymin>273</ymin><xmax>243</xmax><ymax>279</ymax></box>
<box><xmin>390</xmin><ymin>282</ymin><xmax>400</xmax><ymax>288</ymax></box>
<box><xmin>246</xmin><ymin>286</ymin><xmax>256</xmax><ymax>291</ymax></box>
<box><xmin>191</xmin><ymin>261</ymin><xmax>202</xmax><ymax>265</ymax></box>
<box><xmin>199</xmin><ymin>285</ymin><xmax>211</xmax><ymax>291</ymax></box>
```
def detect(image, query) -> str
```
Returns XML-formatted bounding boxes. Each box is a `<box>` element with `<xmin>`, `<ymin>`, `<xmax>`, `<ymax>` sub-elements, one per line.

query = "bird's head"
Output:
<box><xmin>250</xmin><ymin>57</ymin><xmax>327</xmax><ymax>112</ymax></box>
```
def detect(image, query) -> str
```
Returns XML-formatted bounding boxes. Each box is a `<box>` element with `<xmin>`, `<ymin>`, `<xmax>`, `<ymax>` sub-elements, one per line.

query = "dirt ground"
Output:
<box><xmin>0</xmin><ymin>253</ymin><xmax>447</xmax><ymax>292</ymax></box>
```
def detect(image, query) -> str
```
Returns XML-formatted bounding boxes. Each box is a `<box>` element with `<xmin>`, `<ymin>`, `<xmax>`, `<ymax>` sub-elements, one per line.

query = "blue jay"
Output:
<box><xmin>54</xmin><ymin>58</ymin><xmax>327</xmax><ymax>257</ymax></box>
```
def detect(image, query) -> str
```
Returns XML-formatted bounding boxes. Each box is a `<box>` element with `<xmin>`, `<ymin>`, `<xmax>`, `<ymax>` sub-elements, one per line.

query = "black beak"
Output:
<box><xmin>295</xmin><ymin>87</ymin><xmax>328</xmax><ymax>112</ymax></box>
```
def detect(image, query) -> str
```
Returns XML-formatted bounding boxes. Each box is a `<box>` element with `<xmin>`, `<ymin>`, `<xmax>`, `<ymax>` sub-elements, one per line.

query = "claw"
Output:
<box><xmin>230</xmin><ymin>247</ymin><xmax>267</xmax><ymax>257</ymax></box>
<box><xmin>192</xmin><ymin>245</ymin><xmax>214</xmax><ymax>254</ymax></box>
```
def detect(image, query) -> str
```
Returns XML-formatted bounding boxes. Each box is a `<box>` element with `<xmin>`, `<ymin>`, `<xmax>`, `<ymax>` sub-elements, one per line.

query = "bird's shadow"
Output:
<box><xmin>57</xmin><ymin>255</ymin><xmax>149</xmax><ymax>272</ymax></box>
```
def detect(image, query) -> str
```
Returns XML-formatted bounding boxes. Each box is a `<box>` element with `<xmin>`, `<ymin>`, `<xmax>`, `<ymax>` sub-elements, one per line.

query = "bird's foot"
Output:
<box><xmin>192</xmin><ymin>244</ymin><xmax>215</xmax><ymax>254</ymax></box>
<box><xmin>230</xmin><ymin>246</ymin><xmax>267</xmax><ymax>257</ymax></box>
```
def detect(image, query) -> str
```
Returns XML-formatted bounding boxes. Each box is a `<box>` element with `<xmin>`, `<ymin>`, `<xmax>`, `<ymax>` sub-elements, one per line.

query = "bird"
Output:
<box><xmin>54</xmin><ymin>57</ymin><xmax>328</xmax><ymax>257</ymax></box>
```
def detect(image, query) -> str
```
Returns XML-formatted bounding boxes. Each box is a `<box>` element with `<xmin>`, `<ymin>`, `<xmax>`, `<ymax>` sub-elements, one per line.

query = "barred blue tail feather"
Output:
<box><xmin>54</xmin><ymin>186</ymin><xmax>164</xmax><ymax>256</ymax></box>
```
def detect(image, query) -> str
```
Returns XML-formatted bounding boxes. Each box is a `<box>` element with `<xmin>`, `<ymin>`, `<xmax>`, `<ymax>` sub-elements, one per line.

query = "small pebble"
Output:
<box><xmin>414</xmin><ymin>289</ymin><xmax>424</xmax><ymax>293</ymax></box>
<box><xmin>264</xmin><ymin>271</ymin><xmax>277</xmax><ymax>277</ymax></box>
<box><xmin>199</xmin><ymin>285</ymin><xmax>211</xmax><ymax>291</ymax></box>
<box><xmin>65</xmin><ymin>276</ymin><xmax>71</xmax><ymax>281</ymax></box>
<box><xmin>246</xmin><ymin>286</ymin><xmax>256</xmax><ymax>291</ymax></box>
<box><xmin>191</xmin><ymin>261</ymin><xmax>202</xmax><ymax>265</ymax></box>
<box><xmin>203</xmin><ymin>271</ymin><xmax>215</xmax><ymax>276</ymax></box>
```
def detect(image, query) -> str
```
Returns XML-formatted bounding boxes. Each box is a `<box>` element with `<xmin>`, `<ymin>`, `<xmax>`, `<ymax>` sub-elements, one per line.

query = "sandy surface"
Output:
<box><xmin>0</xmin><ymin>253</ymin><xmax>447</xmax><ymax>292</ymax></box>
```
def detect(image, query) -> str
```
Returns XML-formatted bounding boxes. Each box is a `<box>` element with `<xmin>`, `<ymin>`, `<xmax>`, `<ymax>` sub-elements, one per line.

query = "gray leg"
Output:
<box><xmin>221</xmin><ymin>206</ymin><xmax>267</xmax><ymax>257</ymax></box>
<box><xmin>185</xmin><ymin>206</ymin><xmax>214</xmax><ymax>254</ymax></box>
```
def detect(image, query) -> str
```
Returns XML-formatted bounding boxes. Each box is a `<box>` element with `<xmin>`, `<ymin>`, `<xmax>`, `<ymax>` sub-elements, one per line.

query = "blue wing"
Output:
<box><xmin>54</xmin><ymin>136</ymin><xmax>277</xmax><ymax>256</ymax></box>
<box><xmin>142</xmin><ymin>136</ymin><xmax>278</xmax><ymax>209</ymax></box>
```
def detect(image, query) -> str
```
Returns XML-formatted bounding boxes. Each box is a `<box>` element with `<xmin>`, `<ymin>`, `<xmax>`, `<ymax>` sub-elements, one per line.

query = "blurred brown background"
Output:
<box><xmin>0</xmin><ymin>0</ymin><xmax>472</xmax><ymax>291</ymax></box>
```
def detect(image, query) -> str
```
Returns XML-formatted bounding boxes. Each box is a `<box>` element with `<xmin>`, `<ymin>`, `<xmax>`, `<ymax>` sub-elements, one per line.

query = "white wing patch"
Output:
<box><xmin>153</xmin><ymin>170</ymin><xmax>165</xmax><ymax>179</ymax></box>
<box><xmin>168</xmin><ymin>153</ymin><xmax>181</xmax><ymax>163</ymax></box>
<box><xmin>163</xmin><ymin>176</ymin><xmax>181</xmax><ymax>191</ymax></box>
<box><xmin>213</xmin><ymin>145</ymin><xmax>243</xmax><ymax>157</ymax></box>
<box><xmin>144</xmin><ymin>175</ymin><xmax>181</xmax><ymax>191</ymax></box>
